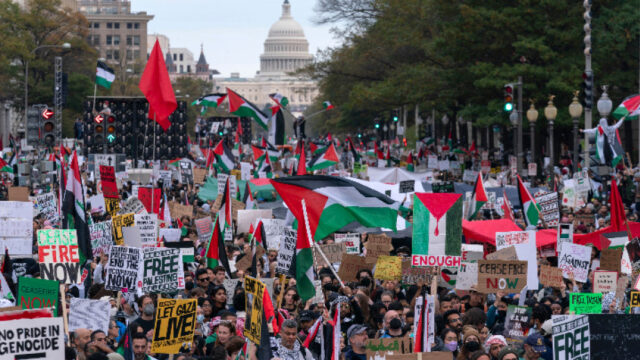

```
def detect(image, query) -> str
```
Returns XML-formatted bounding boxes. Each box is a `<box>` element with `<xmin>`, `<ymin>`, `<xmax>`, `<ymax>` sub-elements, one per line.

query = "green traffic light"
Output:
<box><xmin>504</xmin><ymin>102</ymin><xmax>514</xmax><ymax>112</ymax></box>
<box><xmin>393</xmin><ymin>116</ymin><xmax>398</xmax><ymax>122</ymax></box>
<box><xmin>106</xmin><ymin>134</ymin><xmax>116</xmax><ymax>143</ymax></box>
<box><xmin>218</xmin><ymin>131</ymin><xmax>223</xmax><ymax>136</ymax></box>
<box><xmin>357</xmin><ymin>133</ymin><xmax>362</xmax><ymax>138</ymax></box>
<box><xmin>375</xmin><ymin>124</ymin><xmax>380</xmax><ymax>129</ymax></box>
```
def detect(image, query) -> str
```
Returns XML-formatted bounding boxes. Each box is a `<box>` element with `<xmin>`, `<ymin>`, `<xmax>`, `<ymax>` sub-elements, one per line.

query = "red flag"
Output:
<box><xmin>610</xmin><ymin>178</ymin><xmax>626</xmax><ymax>232</ymax></box>
<box><xmin>297</xmin><ymin>140</ymin><xmax>307</xmax><ymax>175</ymax></box>
<box><xmin>139</xmin><ymin>39</ymin><xmax>177</xmax><ymax>131</ymax></box>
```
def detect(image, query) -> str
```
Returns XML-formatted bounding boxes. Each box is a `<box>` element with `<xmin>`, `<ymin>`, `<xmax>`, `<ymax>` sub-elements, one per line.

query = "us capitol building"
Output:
<box><xmin>214</xmin><ymin>0</ymin><xmax>318</xmax><ymax>116</ymax></box>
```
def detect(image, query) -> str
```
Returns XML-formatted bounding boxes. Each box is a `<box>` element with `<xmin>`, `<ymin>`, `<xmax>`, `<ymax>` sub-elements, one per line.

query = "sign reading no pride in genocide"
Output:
<box><xmin>0</xmin><ymin>314</ymin><xmax>65</xmax><ymax>359</ymax></box>
<box><xmin>152</xmin><ymin>298</ymin><xmax>197</xmax><ymax>354</ymax></box>
<box><xmin>37</xmin><ymin>229</ymin><xmax>81</xmax><ymax>284</ymax></box>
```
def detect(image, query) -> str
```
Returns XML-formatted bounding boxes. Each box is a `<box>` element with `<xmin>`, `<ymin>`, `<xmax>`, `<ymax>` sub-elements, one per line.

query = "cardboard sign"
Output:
<box><xmin>569</xmin><ymin>293</ymin><xmax>602</xmax><ymax>314</ymax></box>
<box><xmin>111</xmin><ymin>213</ymin><xmax>135</xmax><ymax>246</ymax></box>
<box><xmin>476</xmin><ymin>260</ymin><xmax>527</xmax><ymax>294</ymax></box>
<box><xmin>431</xmin><ymin>181</ymin><xmax>454</xmax><ymax>193</ymax></box>
<box><xmin>195</xmin><ymin>217</ymin><xmax>213</xmax><ymax>245</ymax></box>
<box><xmin>32</xmin><ymin>192</ymin><xmax>59</xmax><ymax>224</ymax></box>
<box><xmin>212</xmin><ymin>195</ymin><xmax>245</xmax><ymax>222</ymax></box>
<box><xmin>168</xmin><ymin>201</ymin><xmax>193</xmax><ymax>220</ymax></box>
<box><xmin>69</xmin><ymin>298</ymin><xmax>110</xmax><ymax>333</ymax></box>
<box><xmin>243</xmin><ymin>276</ymin><xmax>265</xmax><ymax>345</ymax></box>
<box><xmin>37</xmin><ymin>229</ymin><xmax>81</xmax><ymax>284</ymax></box>
<box><xmin>593</xmin><ymin>271</ymin><xmax>617</xmax><ymax>293</ymax></box>
<box><xmin>364</xmin><ymin>234</ymin><xmax>393</xmax><ymax>261</ymax></box>
<box><xmin>314</xmin><ymin>243</ymin><xmax>345</xmax><ymax>268</ymax></box>
<box><xmin>17</xmin><ymin>277</ymin><xmax>58</xmax><ymax>314</ymax></box>
<box><xmin>135</xmin><ymin>214</ymin><xmax>158</xmax><ymax>248</ymax></box>
<box><xmin>539</xmin><ymin>265</ymin><xmax>564</xmax><ymax>288</ymax></box>
<box><xmin>534</xmin><ymin>192</ymin><xmax>560</xmax><ymax>227</ymax></box>
<box><xmin>401</xmin><ymin>259</ymin><xmax>438</xmax><ymax>285</ymax></box>
<box><xmin>374</xmin><ymin>255</ymin><xmax>402</xmax><ymax>281</ymax></box>
<box><xmin>151</xmin><ymin>298</ymin><xmax>197</xmax><ymax>354</ymax></box>
<box><xmin>119</xmin><ymin>197</ymin><xmax>146</xmax><ymax>215</ymax></box>
<box><xmin>334</xmin><ymin>233</ymin><xmax>360</xmax><ymax>254</ymax></box>
<box><xmin>338</xmin><ymin>254</ymin><xmax>374</xmax><ymax>282</ymax></box>
<box><xmin>631</xmin><ymin>291</ymin><xmax>640</xmax><ymax>307</ymax></box>
<box><xmin>179</xmin><ymin>161</ymin><xmax>193</xmax><ymax>184</ymax></box>
<box><xmin>486</xmin><ymin>246</ymin><xmax>518</xmax><ymax>261</ymax></box>
<box><xmin>99</xmin><ymin>165</ymin><xmax>118</xmax><ymax>198</ymax></box>
<box><xmin>105</xmin><ymin>197</ymin><xmax>120</xmax><ymax>217</ymax></box>
<box><xmin>0</xmin><ymin>219</ymin><xmax>33</xmax><ymax>255</ymax></box>
<box><xmin>276</xmin><ymin>227</ymin><xmax>296</xmax><ymax>275</ymax></box>
<box><xmin>139</xmin><ymin>247</ymin><xmax>185</xmax><ymax>293</ymax></box>
<box><xmin>0</xmin><ymin>315</ymin><xmax>64</xmax><ymax>359</ymax></box>
<box><xmin>552</xmin><ymin>315</ymin><xmax>590</xmax><ymax>360</ymax></box>
<box><xmin>495</xmin><ymin>231</ymin><xmax>532</xmax><ymax>251</ymax></box>
<box><xmin>600</xmin><ymin>248</ymin><xmax>623</xmax><ymax>273</ymax></box>
<box><xmin>8</xmin><ymin>187</ymin><xmax>29</xmax><ymax>201</ymax></box>
<box><xmin>365</xmin><ymin>336</ymin><xmax>413</xmax><ymax>360</ymax></box>
<box><xmin>455</xmin><ymin>262</ymin><xmax>478</xmax><ymax>290</ymax></box>
<box><xmin>193</xmin><ymin>168</ymin><xmax>207</xmax><ymax>185</ymax></box>
<box><xmin>89</xmin><ymin>221</ymin><xmax>113</xmax><ymax>258</ymax></box>
<box><xmin>399</xmin><ymin>180</ymin><xmax>415</xmax><ymax>194</ymax></box>
<box><xmin>105</xmin><ymin>245</ymin><xmax>142</xmax><ymax>293</ymax></box>
<box><xmin>235</xmin><ymin>246</ymin><xmax>265</xmax><ymax>272</ymax></box>
<box><xmin>559</xmin><ymin>243</ymin><xmax>591</xmax><ymax>283</ymax></box>
<box><xmin>503</xmin><ymin>305</ymin><xmax>532</xmax><ymax>347</ymax></box>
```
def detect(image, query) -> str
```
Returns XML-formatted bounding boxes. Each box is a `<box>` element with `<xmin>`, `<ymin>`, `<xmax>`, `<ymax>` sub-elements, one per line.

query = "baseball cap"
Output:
<box><xmin>525</xmin><ymin>333</ymin><xmax>546</xmax><ymax>353</ymax></box>
<box><xmin>346</xmin><ymin>324</ymin><xmax>367</xmax><ymax>340</ymax></box>
<box><xmin>298</xmin><ymin>310</ymin><xmax>316</xmax><ymax>322</ymax></box>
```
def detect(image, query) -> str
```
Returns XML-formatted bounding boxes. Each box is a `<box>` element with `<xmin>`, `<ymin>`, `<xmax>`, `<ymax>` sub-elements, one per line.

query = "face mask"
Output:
<box><xmin>185</xmin><ymin>281</ymin><xmax>194</xmax><ymax>289</ymax></box>
<box><xmin>389</xmin><ymin>318</ymin><xmax>402</xmax><ymax>330</ymax></box>
<box><xmin>498</xmin><ymin>310</ymin><xmax>507</xmax><ymax>318</ymax></box>
<box><xmin>445</xmin><ymin>341</ymin><xmax>458</xmax><ymax>351</ymax></box>
<box><xmin>143</xmin><ymin>304</ymin><xmax>155</xmax><ymax>316</ymax></box>
<box><xmin>464</xmin><ymin>341</ymin><xmax>480</xmax><ymax>352</ymax></box>
<box><xmin>196</xmin><ymin>314</ymin><xmax>205</xmax><ymax>323</ymax></box>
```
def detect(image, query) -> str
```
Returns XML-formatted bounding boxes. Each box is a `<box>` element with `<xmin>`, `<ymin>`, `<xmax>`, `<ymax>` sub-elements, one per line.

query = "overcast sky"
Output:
<box><xmin>132</xmin><ymin>0</ymin><xmax>341</xmax><ymax>78</ymax></box>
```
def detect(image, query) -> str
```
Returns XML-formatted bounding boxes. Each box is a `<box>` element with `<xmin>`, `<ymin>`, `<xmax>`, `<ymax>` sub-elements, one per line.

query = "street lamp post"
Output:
<box><xmin>442</xmin><ymin>114</ymin><xmax>449</xmax><ymax>147</ymax></box>
<box><xmin>597</xmin><ymin>85</ymin><xmax>613</xmax><ymax>119</ymax></box>
<box><xmin>569</xmin><ymin>91</ymin><xmax>584</xmax><ymax>171</ymax></box>
<box><xmin>526</xmin><ymin>100</ymin><xmax>538</xmax><ymax>163</ymax></box>
<box><xmin>457</xmin><ymin>115</ymin><xmax>466</xmax><ymax>147</ymax></box>
<box><xmin>24</xmin><ymin>43</ymin><xmax>71</xmax><ymax>127</ymax></box>
<box><xmin>544</xmin><ymin>96</ymin><xmax>558</xmax><ymax>175</ymax></box>
<box><xmin>510</xmin><ymin>110</ymin><xmax>518</xmax><ymax>156</ymax></box>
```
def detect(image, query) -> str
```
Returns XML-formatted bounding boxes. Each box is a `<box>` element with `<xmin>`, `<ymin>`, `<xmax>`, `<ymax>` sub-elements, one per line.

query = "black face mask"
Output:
<box><xmin>464</xmin><ymin>341</ymin><xmax>481</xmax><ymax>352</ymax></box>
<box><xmin>498</xmin><ymin>310</ymin><xmax>507</xmax><ymax>319</ymax></box>
<box><xmin>389</xmin><ymin>318</ymin><xmax>402</xmax><ymax>330</ymax></box>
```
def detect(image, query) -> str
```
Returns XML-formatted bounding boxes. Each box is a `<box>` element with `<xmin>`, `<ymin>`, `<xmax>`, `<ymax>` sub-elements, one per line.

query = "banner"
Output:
<box><xmin>476</xmin><ymin>260</ymin><xmax>527</xmax><ymax>294</ymax></box>
<box><xmin>111</xmin><ymin>213</ymin><xmax>135</xmax><ymax>246</ymax></box>
<box><xmin>135</xmin><ymin>214</ymin><xmax>158</xmax><ymax>248</ymax></box>
<box><xmin>334</xmin><ymin>232</ymin><xmax>360</xmax><ymax>254</ymax></box>
<box><xmin>592</xmin><ymin>271</ymin><xmax>617</xmax><ymax>293</ymax></box>
<box><xmin>569</xmin><ymin>293</ymin><xmax>602</xmax><ymax>314</ymax></box>
<box><xmin>374</xmin><ymin>255</ymin><xmax>402</xmax><ymax>281</ymax></box>
<box><xmin>139</xmin><ymin>247</ymin><xmax>184</xmax><ymax>293</ymax></box>
<box><xmin>89</xmin><ymin>221</ymin><xmax>113</xmax><ymax>258</ymax></box>
<box><xmin>18</xmin><ymin>277</ymin><xmax>58</xmax><ymax>315</ymax></box>
<box><xmin>0</xmin><ymin>314</ymin><xmax>64</xmax><ymax>359</ymax></box>
<box><xmin>105</xmin><ymin>245</ymin><xmax>142</xmax><ymax>293</ymax></box>
<box><xmin>275</xmin><ymin>227</ymin><xmax>296</xmax><ymax>275</ymax></box>
<box><xmin>495</xmin><ymin>231</ymin><xmax>532</xmax><ymax>251</ymax></box>
<box><xmin>559</xmin><ymin>243</ymin><xmax>591</xmax><ymax>283</ymax></box>
<box><xmin>69</xmin><ymin>298</ymin><xmax>110</xmax><ymax>333</ymax></box>
<box><xmin>151</xmin><ymin>298</ymin><xmax>197</xmax><ymax>354</ymax></box>
<box><xmin>37</xmin><ymin>229</ymin><xmax>81</xmax><ymax>284</ymax></box>
<box><xmin>243</xmin><ymin>276</ymin><xmax>265</xmax><ymax>345</ymax></box>
<box><xmin>99</xmin><ymin>165</ymin><xmax>118</xmax><ymax>198</ymax></box>
<box><xmin>552</xmin><ymin>315</ymin><xmax>590</xmax><ymax>360</ymax></box>
<box><xmin>503</xmin><ymin>305</ymin><xmax>532</xmax><ymax>347</ymax></box>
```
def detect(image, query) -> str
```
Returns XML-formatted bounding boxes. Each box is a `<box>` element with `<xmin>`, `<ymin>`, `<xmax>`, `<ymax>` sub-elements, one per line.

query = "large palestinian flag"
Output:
<box><xmin>412</xmin><ymin>193</ymin><xmax>462</xmax><ymax>266</ymax></box>
<box><xmin>306</xmin><ymin>143</ymin><xmax>339</xmax><ymax>171</ymax></box>
<box><xmin>206</xmin><ymin>216</ymin><xmax>231</xmax><ymax>275</ymax></box>
<box><xmin>227</xmin><ymin>88</ymin><xmax>269</xmax><ymax>130</ymax></box>
<box><xmin>466</xmin><ymin>172</ymin><xmax>488</xmax><ymax>220</ymax></box>
<box><xmin>191</xmin><ymin>93</ymin><xmax>227</xmax><ymax>108</ymax></box>
<box><xmin>213</xmin><ymin>139</ymin><xmax>235</xmax><ymax>173</ymax></box>
<box><xmin>517</xmin><ymin>175</ymin><xmax>540</xmax><ymax>228</ymax></box>
<box><xmin>612</xmin><ymin>94</ymin><xmax>640</xmax><ymax>121</ymax></box>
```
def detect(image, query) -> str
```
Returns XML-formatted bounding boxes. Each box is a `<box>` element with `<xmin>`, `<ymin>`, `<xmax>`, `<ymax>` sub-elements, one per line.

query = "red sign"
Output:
<box><xmin>99</xmin><ymin>165</ymin><xmax>118</xmax><ymax>199</ymax></box>
<box><xmin>42</xmin><ymin>109</ymin><xmax>54</xmax><ymax>119</ymax></box>
<box><xmin>95</xmin><ymin>114</ymin><xmax>104</xmax><ymax>124</ymax></box>
<box><xmin>137</xmin><ymin>187</ymin><xmax>162</xmax><ymax>214</ymax></box>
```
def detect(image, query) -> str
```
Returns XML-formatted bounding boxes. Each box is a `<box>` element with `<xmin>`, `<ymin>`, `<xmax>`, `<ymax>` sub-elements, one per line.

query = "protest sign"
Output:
<box><xmin>593</xmin><ymin>271</ymin><xmax>617</xmax><ymax>293</ymax></box>
<box><xmin>122</xmin><ymin>226</ymin><xmax>141</xmax><ymax>248</ymax></box>
<box><xmin>179</xmin><ymin>161</ymin><xmax>193</xmax><ymax>184</ymax></box>
<box><xmin>69</xmin><ymin>298</ymin><xmax>110</xmax><ymax>333</ymax></box>
<box><xmin>401</xmin><ymin>259</ymin><xmax>438</xmax><ymax>285</ymax></box>
<box><xmin>0</xmin><ymin>201</ymin><xmax>32</xmax><ymax>219</ymax></box>
<box><xmin>461</xmin><ymin>244</ymin><xmax>484</xmax><ymax>262</ymax></box>
<box><xmin>438</xmin><ymin>159</ymin><xmax>450</xmax><ymax>171</ymax></box>
<box><xmin>339</xmin><ymin>255</ymin><xmax>374</xmax><ymax>282</ymax></box>
<box><xmin>503</xmin><ymin>305</ymin><xmax>532</xmax><ymax>347</ymax></box>
<box><xmin>212</xmin><ymin>195</ymin><xmax>245</xmax><ymax>221</ymax></box>
<box><xmin>119</xmin><ymin>197</ymin><xmax>146</xmax><ymax>215</ymax></box>
<box><xmin>552</xmin><ymin>315</ymin><xmax>590</xmax><ymax>360</ymax></box>
<box><xmin>431</xmin><ymin>181</ymin><xmax>454</xmax><ymax>193</ymax></box>
<box><xmin>104</xmin><ymin>245</ymin><xmax>141</xmax><ymax>293</ymax></box>
<box><xmin>164</xmin><ymin>241</ymin><xmax>195</xmax><ymax>263</ymax></box>
<box><xmin>0</xmin><ymin>314</ymin><xmax>64</xmax><ymax>359</ymax></box>
<box><xmin>217</xmin><ymin>173</ymin><xmax>237</xmax><ymax>198</ymax></box>
<box><xmin>427</xmin><ymin>155</ymin><xmax>438</xmax><ymax>169</ymax></box>
<box><xmin>87</xmin><ymin>194</ymin><xmax>106</xmax><ymax>214</ymax></box>
<box><xmin>195</xmin><ymin>217</ymin><xmax>213</xmax><ymax>245</ymax></box>
<box><xmin>412</xmin><ymin>193</ymin><xmax>462</xmax><ymax>267</ymax></box>
<box><xmin>0</xmin><ymin>218</ymin><xmax>33</xmax><ymax>255</ymax></box>
<box><xmin>151</xmin><ymin>298</ymin><xmax>197</xmax><ymax>354</ymax></box>
<box><xmin>99</xmin><ymin>165</ymin><xmax>118</xmax><ymax>198</ymax></box>
<box><xmin>244</xmin><ymin>276</ymin><xmax>265</xmax><ymax>345</ymax></box>
<box><xmin>476</xmin><ymin>260</ymin><xmax>527</xmax><ymax>294</ymax></box>
<box><xmin>334</xmin><ymin>233</ymin><xmax>360</xmax><ymax>254</ymax></box>
<box><xmin>32</xmin><ymin>192</ymin><xmax>59</xmax><ymax>224</ymax></box>
<box><xmin>139</xmin><ymin>247</ymin><xmax>185</xmax><ymax>293</ymax></box>
<box><xmin>559</xmin><ymin>243</ymin><xmax>591</xmax><ymax>283</ymax></box>
<box><xmin>588</xmin><ymin>314</ymin><xmax>640</xmax><ymax>358</ymax></box>
<box><xmin>600</xmin><ymin>248</ymin><xmax>622</xmax><ymax>273</ymax></box>
<box><xmin>462</xmin><ymin>170</ymin><xmax>478</xmax><ymax>183</ymax></box>
<box><xmin>193</xmin><ymin>168</ymin><xmax>207</xmax><ymax>185</ymax></box>
<box><xmin>314</xmin><ymin>243</ymin><xmax>345</xmax><ymax>268</ymax></box>
<box><xmin>224</xmin><ymin>279</ymin><xmax>240</xmax><ymax>305</ymax></box>
<box><xmin>104</xmin><ymin>197</ymin><xmax>120</xmax><ymax>217</ymax></box>
<box><xmin>236</xmin><ymin>209</ymin><xmax>272</xmax><ymax>233</ymax></box>
<box><xmin>631</xmin><ymin>291</ymin><xmax>640</xmax><ymax>307</ymax></box>
<box><xmin>159</xmin><ymin>228</ymin><xmax>182</xmax><ymax>243</ymax></box>
<box><xmin>455</xmin><ymin>262</ymin><xmax>478</xmax><ymax>290</ymax></box>
<box><xmin>365</xmin><ymin>337</ymin><xmax>413</xmax><ymax>360</ymax></box>
<box><xmin>135</xmin><ymin>214</ymin><xmax>158</xmax><ymax>248</ymax></box>
<box><xmin>276</xmin><ymin>227</ymin><xmax>296</xmax><ymax>275</ymax></box>
<box><xmin>573</xmin><ymin>170</ymin><xmax>591</xmax><ymax>192</ymax></box>
<box><xmin>111</xmin><ymin>213</ymin><xmax>135</xmax><ymax>246</ymax></box>
<box><xmin>89</xmin><ymin>221</ymin><xmax>113</xmax><ymax>257</ymax></box>
<box><xmin>37</xmin><ymin>229</ymin><xmax>81</xmax><ymax>284</ymax></box>
<box><xmin>534</xmin><ymin>192</ymin><xmax>560</xmax><ymax>226</ymax></box>
<box><xmin>539</xmin><ymin>265</ymin><xmax>564</xmax><ymax>288</ymax></box>
<box><xmin>158</xmin><ymin>170</ymin><xmax>173</xmax><ymax>187</ymax></box>
<box><xmin>486</xmin><ymin>246</ymin><xmax>518</xmax><ymax>261</ymax></box>
<box><xmin>168</xmin><ymin>201</ymin><xmax>193</xmax><ymax>220</ymax></box>
<box><xmin>17</xmin><ymin>277</ymin><xmax>58</xmax><ymax>314</ymax></box>
<box><xmin>557</xmin><ymin>223</ymin><xmax>573</xmax><ymax>253</ymax></box>
<box><xmin>495</xmin><ymin>231</ymin><xmax>532</xmax><ymax>251</ymax></box>
<box><xmin>528</xmin><ymin>162</ymin><xmax>537</xmax><ymax>176</ymax></box>
<box><xmin>261</xmin><ymin>218</ymin><xmax>285</xmax><ymax>250</ymax></box>
<box><xmin>235</xmin><ymin>246</ymin><xmax>265</xmax><ymax>272</ymax></box>
<box><xmin>399</xmin><ymin>180</ymin><xmax>415</xmax><ymax>194</ymax></box>
<box><xmin>8</xmin><ymin>187</ymin><xmax>29</xmax><ymax>201</ymax></box>
<box><xmin>365</xmin><ymin>234</ymin><xmax>393</xmax><ymax>262</ymax></box>
<box><xmin>513</xmin><ymin>236</ymin><xmax>538</xmax><ymax>289</ymax></box>
<box><xmin>569</xmin><ymin>293</ymin><xmax>602</xmax><ymax>314</ymax></box>
<box><xmin>138</xmin><ymin>187</ymin><xmax>162</xmax><ymax>214</ymax></box>
<box><xmin>374</xmin><ymin>255</ymin><xmax>402</xmax><ymax>281</ymax></box>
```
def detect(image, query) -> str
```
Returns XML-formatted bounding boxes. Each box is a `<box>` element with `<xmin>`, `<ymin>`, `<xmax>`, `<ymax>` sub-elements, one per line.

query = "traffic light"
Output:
<box><xmin>26</xmin><ymin>104</ymin><xmax>47</xmax><ymax>147</ymax></box>
<box><xmin>504</xmin><ymin>84</ymin><xmax>514</xmax><ymax>112</ymax></box>
<box><xmin>106</xmin><ymin>115</ymin><xmax>116</xmax><ymax>145</ymax></box>
<box><xmin>583</xmin><ymin>71</ymin><xmax>593</xmax><ymax>109</ymax></box>
<box><xmin>392</xmin><ymin>110</ymin><xmax>399</xmax><ymax>122</ymax></box>
<box><xmin>375</xmin><ymin>123</ymin><xmax>380</xmax><ymax>129</ymax></box>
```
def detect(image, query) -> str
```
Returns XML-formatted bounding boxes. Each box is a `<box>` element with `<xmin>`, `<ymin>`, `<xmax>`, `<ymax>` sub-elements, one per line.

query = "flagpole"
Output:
<box><xmin>92</xmin><ymin>83</ymin><xmax>97</xmax><ymax>113</ymax></box>
<box><xmin>301</xmin><ymin>199</ymin><xmax>345</xmax><ymax>289</ymax></box>
<box><xmin>151</xmin><ymin>115</ymin><xmax>156</xmax><ymax>216</ymax></box>
<box><xmin>305</xmin><ymin>109</ymin><xmax>328</xmax><ymax>120</ymax></box>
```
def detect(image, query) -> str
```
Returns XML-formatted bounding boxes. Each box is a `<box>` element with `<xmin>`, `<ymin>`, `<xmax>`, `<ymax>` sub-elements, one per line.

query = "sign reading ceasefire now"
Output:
<box><xmin>476</xmin><ymin>260</ymin><xmax>527</xmax><ymax>294</ymax></box>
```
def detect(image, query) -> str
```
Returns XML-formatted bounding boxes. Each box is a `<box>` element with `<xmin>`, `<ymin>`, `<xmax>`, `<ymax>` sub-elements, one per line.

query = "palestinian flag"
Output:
<box><xmin>0</xmin><ymin>158</ymin><xmax>13</xmax><ymax>173</ymax></box>
<box><xmin>252</xmin><ymin>220</ymin><xmax>268</xmax><ymax>250</ymax></box>
<box><xmin>609</xmin><ymin>178</ymin><xmax>627</xmax><ymax>232</ymax></box>
<box><xmin>406</xmin><ymin>152</ymin><xmax>414</xmax><ymax>172</ymax></box>
<box><xmin>467</xmin><ymin>172</ymin><xmax>488</xmax><ymax>220</ymax></box>
<box><xmin>243</xmin><ymin>182</ymin><xmax>257</xmax><ymax>210</ymax></box>
<box><xmin>271</xmin><ymin>175</ymin><xmax>399</xmax><ymax>243</ymax></box>
<box><xmin>309</xmin><ymin>142</ymin><xmax>319</xmax><ymax>155</ymax></box>
<box><xmin>96</xmin><ymin>61</ymin><xmax>115</xmax><ymax>89</ymax></box>
<box><xmin>218</xmin><ymin>177</ymin><xmax>232</xmax><ymax>235</ymax></box>
<box><xmin>330</xmin><ymin>304</ymin><xmax>340</xmax><ymax>360</ymax></box>
<box><xmin>345</xmin><ymin>137</ymin><xmax>361</xmax><ymax>162</ymax></box>
<box><xmin>206</xmin><ymin>216</ymin><xmax>231</xmax><ymax>275</ymax></box>
<box><xmin>227</xmin><ymin>88</ymin><xmax>269</xmax><ymax>130</ymax></box>
<box><xmin>594</xmin><ymin>125</ymin><xmax>624</xmax><ymax>167</ymax></box>
<box><xmin>442</xmin><ymin>131</ymin><xmax>452</xmax><ymax>151</ymax></box>
<box><xmin>517</xmin><ymin>175</ymin><xmax>540</xmax><ymax>228</ymax></box>
<box><xmin>502</xmin><ymin>189</ymin><xmax>515</xmax><ymax>222</ymax></box>
<box><xmin>302</xmin><ymin>316</ymin><xmax>323</xmax><ymax>349</ymax></box>
<box><xmin>307</xmin><ymin>143</ymin><xmax>339</xmax><ymax>171</ymax></box>
<box><xmin>412</xmin><ymin>193</ymin><xmax>463</xmax><ymax>261</ymax></box>
<box><xmin>612</xmin><ymin>94</ymin><xmax>640</xmax><ymax>121</ymax></box>
<box><xmin>269</xmin><ymin>92</ymin><xmax>289</xmax><ymax>108</ymax></box>
<box><xmin>213</xmin><ymin>139</ymin><xmax>235</xmax><ymax>173</ymax></box>
<box><xmin>603</xmin><ymin>231</ymin><xmax>627</xmax><ymax>249</ymax></box>
<box><xmin>414</xmin><ymin>295</ymin><xmax>434</xmax><ymax>352</ymax></box>
<box><xmin>374</xmin><ymin>142</ymin><xmax>384</xmax><ymax>160</ymax></box>
<box><xmin>268</xmin><ymin>106</ymin><xmax>286</xmax><ymax>146</ymax></box>
<box><xmin>322</xmin><ymin>101</ymin><xmax>334</xmax><ymax>110</ymax></box>
<box><xmin>191</xmin><ymin>93</ymin><xmax>227</xmax><ymax>108</ymax></box>
<box><xmin>255</xmin><ymin>150</ymin><xmax>273</xmax><ymax>177</ymax></box>
<box><xmin>62</xmin><ymin>150</ymin><xmax>92</xmax><ymax>264</ymax></box>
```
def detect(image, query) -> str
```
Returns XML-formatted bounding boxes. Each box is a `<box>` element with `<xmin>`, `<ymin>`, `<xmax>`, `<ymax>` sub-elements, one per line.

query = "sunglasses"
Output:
<box><xmin>198</xmin><ymin>278</ymin><xmax>209</xmax><ymax>282</ymax></box>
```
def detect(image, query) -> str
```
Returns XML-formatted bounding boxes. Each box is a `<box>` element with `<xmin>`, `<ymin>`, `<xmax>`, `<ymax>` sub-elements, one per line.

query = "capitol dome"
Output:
<box><xmin>259</xmin><ymin>0</ymin><xmax>314</xmax><ymax>78</ymax></box>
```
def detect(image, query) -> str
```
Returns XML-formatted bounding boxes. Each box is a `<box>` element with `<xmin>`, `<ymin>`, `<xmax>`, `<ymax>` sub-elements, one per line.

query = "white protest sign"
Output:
<box><xmin>551</xmin><ymin>315</ymin><xmax>590</xmax><ymax>360</ymax></box>
<box><xmin>69</xmin><ymin>298</ymin><xmax>111</xmax><ymax>333</ymax></box>
<box><xmin>241</xmin><ymin>162</ymin><xmax>253</xmax><ymax>180</ymax></box>
<box><xmin>89</xmin><ymin>221</ymin><xmax>113</xmax><ymax>257</ymax></box>
<box><xmin>0</xmin><ymin>201</ymin><xmax>33</xmax><ymax>219</ymax></box>
<box><xmin>559</xmin><ymin>243</ymin><xmax>591</xmax><ymax>283</ymax></box>
<box><xmin>427</xmin><ymin>155</ymin><xmax>438</xmax><ymax>169</ymax></box>
<box><xmin>135</xmin><ymin>213</ymin><xmax>158</xmax><ymax>248</ymax></box>
<box><xmin>158</xmin><ymin>170</ymin><xmax>173</xmax><ymax>188</ymax></box>
<box><xmin>119</xmin><ymin>197</ymin><xmax>147</xmax><ymax>215</ymax></box>
<box><xmin>237</xmin><ymin>209</ymin><xmax>272</xmax><ymax>233</ymax></box>
<box><xmin>456</xmin><ymin>262</ymin><xmax>478</xmax><ymax>290</ymax></box>
<box><xmin>495</xmin><ymin>231</ymin><xmax>532</xmax><ymax>251</ymax></box>
<box><xmin>32</xmin><ymin>192</ymin><xmax>58</xmax><ymax>224</ymax></box>
<box><xmin>334</xmin><ymin>233</ymin><xmax>361</xmax><ymax>254</ymax></box>
<box><xmin>122</xmin><ymin>226</ymin><xmax>142</xmax><ymax>248</ymax></box>
<box><xmin>223</xmin><ymin>279</ymin><xmax>240</xmax><ymax>305</ymax></box>
<box><xmin>461</xmin><ymin>243</ymin><xmax>484</xmax><ymax>262</ymax></box>
<box><xmin>217</xmin><ymin>174</ymin><xmax>237</xmax><ymax>199</ymax></box>
<box><xmin>138</xmin><ymin>247</ymin><xmax>185</xmax><ymax>293</ymax></box>
<box><xmin>159</xmin><ymin>228</ymin><xmax>182</xmax><ymax>243</ymax></box>
<box><xmin>261</xmin><ymin>218</ymin><xmax>285</xmax><ymax>250</ymax></box>
<box><xmin>276</xmin><ymin>227</ymin><xmax>296</xmax><ymax>275</ymax></box>
<box><xmin>105</xmin><ymin>245</ymin><xmax>142</xmax><ymax>293</ymax></box>
<box><xmin>0</xmin><ymin>315</ymin><xmax>64</xmax><ymax>359</ymax></box>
